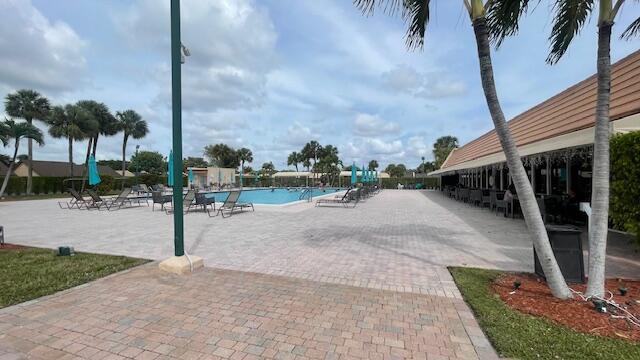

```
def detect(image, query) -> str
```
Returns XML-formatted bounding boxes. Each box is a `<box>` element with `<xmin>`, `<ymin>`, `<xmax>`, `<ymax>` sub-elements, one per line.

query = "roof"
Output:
<box><xmin>16</xmin><ymin>160</ymin><xmax>121</xmax><ymax>177</ymax></box>
<box><xmin>439</xmin><ymin>49</ymin><xmax>640</xmax><ymax>171</ymax></box>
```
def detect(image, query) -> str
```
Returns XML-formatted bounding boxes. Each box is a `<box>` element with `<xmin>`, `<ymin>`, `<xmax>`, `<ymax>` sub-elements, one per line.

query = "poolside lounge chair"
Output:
<box><xmin>316</xmin><ymin>188</ymin><xmax>357</xmax><ymax>207</ymax></box>
<box><xmin>164</xmin><ymin>189</ymin><xmax>198</xmax><ymax>214</ymax></box>
<box><xmin>101</xmin><ymin>188</ymin><xmax>147</xmax><ymax>211</ymax></box>
<box><xmin>151</xmin><ymin>191</ymin><xmax>172</xmax><ymax>211</ymax></box>
<box><xmin>58</xmin><ymin>188</ymin><xmax>90</xmax><ymax>209</ymax></box>
<box><xmin>208</xmin><ymin>190</ymin><xmax>254</xmax><ymax>218</ymax></box>
<box><xmin>195</xmin><ymin>192</ymin><xmax>215</xmax><ymax>213</ymax></box>
<box><xmin>85</xmin><ymin>189</ymin><xmax>110</xmax><ymax>209</ymax></box>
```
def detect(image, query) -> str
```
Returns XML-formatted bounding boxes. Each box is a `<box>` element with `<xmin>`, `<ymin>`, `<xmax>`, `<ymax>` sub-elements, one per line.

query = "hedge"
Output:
<box><xmin>610</xmin><ymin>132</ymin><xmax>640</xmax><ymax>243</ymax></box>
<box><xmin>0</xmin><ymin>174</ymin><xmax>188</xmax><ymax>195</ymax></box>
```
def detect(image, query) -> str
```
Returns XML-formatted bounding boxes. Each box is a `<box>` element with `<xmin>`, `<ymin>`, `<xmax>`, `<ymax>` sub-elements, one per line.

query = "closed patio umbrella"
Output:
<box><xmin>88</xmin><ymin>155</ymin><xmax>101</xmax><ymax>186</ymax></box>
<box><xmin>351</xmin><ymin>162</ymin><xmax>357</xmax><ymax>186</ymax></box>
<box><xmin>188</xmin><ymin>168</ymin><xmax>194</xmax><ymax>185</ymax></box>
<box><xmin>168</xmin><ymin>150</ymin><xmax>174</xmax><ymax>187</ymax></box>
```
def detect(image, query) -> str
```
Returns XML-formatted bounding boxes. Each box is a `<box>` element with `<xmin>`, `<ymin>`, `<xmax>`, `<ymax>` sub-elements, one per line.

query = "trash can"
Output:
<box><xmin>534</xmin><ymin>224</ymin><xmax>585</xmax><ymax>283</ymax></box>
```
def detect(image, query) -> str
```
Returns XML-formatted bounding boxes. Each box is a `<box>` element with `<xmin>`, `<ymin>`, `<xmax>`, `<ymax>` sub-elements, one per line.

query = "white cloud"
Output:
<box><xmin>116</xmin><ymin>0</ymin><xmax>277</xmax><ymax>113</ymax></box>
<box><xmin>0</xmin><ymin>0</ymin><xmax>87</xmax><ymax>93</ymax></box>
<box><xmin>382</xmin><ymin>64</ymin><xmax>466</xmax><ymax>98</ymax></box>
<box><xmin>353</xmin><ymin>113</ymin><xmax>400</xmax><ymax>137</ymax></box>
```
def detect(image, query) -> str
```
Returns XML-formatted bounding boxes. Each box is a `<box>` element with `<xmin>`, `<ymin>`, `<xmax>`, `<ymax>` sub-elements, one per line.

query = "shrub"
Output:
<box><xmin>380</xmin><ymin>177</ymin><xmax>438</xmax><ymax>189</ymax></box>
<box><xmin>610</xmin><ymin>132</ymin><xmax>640</xmax><ymax>244</ymax></box>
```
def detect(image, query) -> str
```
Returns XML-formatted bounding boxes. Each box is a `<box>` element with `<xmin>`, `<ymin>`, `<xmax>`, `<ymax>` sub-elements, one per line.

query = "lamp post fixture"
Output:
<box><xmin>160</xmin><ymin>0</ymin><xmax>203</xmax><ymax>274</ymax></box>
<box><xmin>135</xmin><ymin>145</ymin><xmax>140</xmax><ymax>185</ymax></box>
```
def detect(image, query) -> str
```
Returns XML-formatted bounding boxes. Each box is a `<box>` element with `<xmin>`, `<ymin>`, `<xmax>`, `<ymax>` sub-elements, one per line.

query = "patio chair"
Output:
<box><xmin>103</xmin><ymin>188</ymin><xmax>146</xmax><ymax>211</ymax></box>
<box><xmin>490</xmin><ymin>190</ymin><xmax>507</xmax><ymax>216</ymax></box>
<box><xmin>57</xmin><ymin>188</ymin><xmax>90</xmax><ymax>209</ymax></box>
<box><xmin>470</xmin><ymin>189</ymin><xmax>482</xmax><ymax>206</ymax></box>
<box><xmin>316</xmin><ymin>188</ymin><xmax>354</xmax><ymax>207</ymax></box>
<box><xmin>481</xmin><ymin>190</ymin><xmax>491</xmax><ymax>208</ymax></box>
<box><xmin>85</xmin><ymin>189</ymin><xmax>110</xmax><ymax>209</ymax></box>
<box><xmin>151</xmin><ymin>191</ymin><xmax>172</xmax><ymax>211</ymax></box>
<box><xmin>163</xmin><ymin>189</ymin><xmax>198</xmax><ymax>214</ymax></box>
<box><xmin>195</xmin><ymin>192</ymin><xmax>215</xmax><ymax>213</ymax></box>
<box><xmin>209</xmin><ymin>190</ymin><xmax>254</xmax><ymax>218</ymax></box>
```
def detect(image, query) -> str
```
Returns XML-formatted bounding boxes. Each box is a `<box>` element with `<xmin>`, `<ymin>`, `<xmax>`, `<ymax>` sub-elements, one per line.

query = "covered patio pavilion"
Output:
<box><xmin>429</xmin><ymin>50</ymin><xmax>640</xmax><ymax>220</ymax></box>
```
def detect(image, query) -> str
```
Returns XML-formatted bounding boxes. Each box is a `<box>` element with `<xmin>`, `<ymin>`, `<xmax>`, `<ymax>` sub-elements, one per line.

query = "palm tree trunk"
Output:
<box><xmin>26</xmin><ymin>118</ymin><xmax>33</xmax><ymax>195</ymax></box>
<box><xmin>80</xmin><ymin>138</ymin><xmax>93</xmax><ymax>192</ymax></box>
<box><xmin>122</xmin><ymin>134</ymin><xmax>128</xmax><ymax>177</ymax></box>
<box><xmin>92</xmin><ymin>134</ymin><xmax>99</xmax><ymax>157</ymax></box>
<box><xmin>0</xmin><ymin>142</ymin><xmax>20</xmax><ymax>198</ymax></box>
<box><xmin>586</xmin><ymin>22</ymin><xmax>613</xmax><ymax>298</ymax></box>
<box><xmin>68</xmin><ymin>137</ymin><xmax>74</xmax><ymax>178</ymax></box>
<box><xmin>472</xmin><ymin>17</ymin><xmax>572</xmax><ymax>299</ymax></box>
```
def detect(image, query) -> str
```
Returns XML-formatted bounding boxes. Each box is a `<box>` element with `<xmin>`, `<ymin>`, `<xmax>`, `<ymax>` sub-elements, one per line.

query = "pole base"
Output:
<box><xmin>159</xmin><ymin>255</ymin><xmax>204</xmax><ymax>275</ymax></box>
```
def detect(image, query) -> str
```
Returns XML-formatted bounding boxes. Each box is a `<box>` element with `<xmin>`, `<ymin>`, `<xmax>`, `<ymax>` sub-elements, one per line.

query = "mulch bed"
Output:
<box><xmin>493</xmin><ymin>274</ymin><xmax>640</xmax><ymax>342</ymax></box>
<box><xmin>0</xmin><ymin>243</ymin><xmax>28</xmax><ymax>250</ymax></box>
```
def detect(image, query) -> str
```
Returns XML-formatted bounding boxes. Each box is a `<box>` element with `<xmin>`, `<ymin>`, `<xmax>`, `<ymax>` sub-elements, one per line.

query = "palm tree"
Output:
<box><xmin>433</xmin><ymin>136</ymin><xmax>458</xmax><ymax>169</ymax></box>
<box><xmin>0</xmin><ymin>118</ymin><xmax>45</xmax><ymax>198</ymax></box>
<box><xmin>287</xmin><ymin>151</ymin><xmax>301</xmax><ymax>172</ymax></box>
<box><xmin>368</xmin><ymin>160</ymin><xmax>379</xmax><ymax>171</ymax></box>
<box><xmin>47</xmin><ymin>105</ymin><xmax>97</xmax><ymax>177</ymax></box>
<box><xmin>116</xmin><ymin>110</ymin><xmax>148</xmax><ymax>177</ymax></box>
<box><xmin>544</xmin><ymin>0</ymin><xmax>640</xmax><ymax>298</ymax></box>
<box><xmin>237</xmin><ymin>147</ymin><xmax>253</xmax><ymax>186</ymax></box>
<box><xmin>4</xmin><ymin>89</ymin><xmax>50</xmax><ymax>194</ymax></box>
<box><xmin>355</xmin><ymin>0</ymin><xmax>572</xmax><ymax>298</ymax></box>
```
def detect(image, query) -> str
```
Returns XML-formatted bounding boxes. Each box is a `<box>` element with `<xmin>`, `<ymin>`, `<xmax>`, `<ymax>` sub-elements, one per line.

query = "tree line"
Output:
<box><xmin>1</xmin><ymin>89</ymin><xmax>148</xmax><ymax>198</ymax></box>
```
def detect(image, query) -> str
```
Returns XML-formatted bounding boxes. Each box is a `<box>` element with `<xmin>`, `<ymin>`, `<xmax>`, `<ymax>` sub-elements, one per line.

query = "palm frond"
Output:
<box><xmin>547</xmin><ymin>0</ymin><xmax>594</xmax><ymax>64</ymax></box>
<box><xmin>403</xmin><ymin>0</ymin><xmax>431</xmax><ymax>50</ymax></box>
<box><xmin>353</xmin><ymin>0</ymin><xmax>405</xmax><ymax>16</ymax></box>
<box><xmin>486</xmin><ymin>0</ymin><xmax>534</xmax><ymax>47</ymax></box>
<box><xmin>621</xmin><ymin>16</ymin><xmax>640</xmax><ymax>39</ymax></box>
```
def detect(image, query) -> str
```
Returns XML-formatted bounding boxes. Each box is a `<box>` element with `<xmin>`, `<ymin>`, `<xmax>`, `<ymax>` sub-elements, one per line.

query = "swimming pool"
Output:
<box><xmin>204</xmin><ymin>188</ymin><xmax>345</xmax><ymax>205</ymax></box>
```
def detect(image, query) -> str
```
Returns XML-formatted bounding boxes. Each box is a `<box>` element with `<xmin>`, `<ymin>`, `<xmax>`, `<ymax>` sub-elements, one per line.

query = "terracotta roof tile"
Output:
<box><xmin>442</xmin><ymin>50</ymin><xmax>640</xmax><ymax>169</ymax></box>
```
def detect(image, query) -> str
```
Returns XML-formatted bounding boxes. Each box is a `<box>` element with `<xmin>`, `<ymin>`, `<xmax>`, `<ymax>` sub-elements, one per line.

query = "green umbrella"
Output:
<box><xmin>168</xmin><ymin>150</ymin><xmax>174</xmax><ymax>186</ymax></box>
<box><xmin>188</xmin><ymin>168</ymin><xmax>194</xmax><ymax>184</ymax></box>
<box><xmin>88</xmin><ymin>155</ymin><xmax>101</xmax><ymax>186</ymax></box>
<box><xmin>351</xmin><ymin>162</ymin><xmax>357</xmax><ymax>186</ymax></box>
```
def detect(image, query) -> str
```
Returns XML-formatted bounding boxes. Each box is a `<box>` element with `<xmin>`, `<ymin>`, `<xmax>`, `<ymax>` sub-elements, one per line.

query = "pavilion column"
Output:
<box><xmin>566</xmin><ymin>157</ymin><xmax>572</xmax><ymax>193</ymax></box>
<box><xmin>499</xmin><ymin>167</ymin><xmax>503</xmax><ymax>190</ymax></box>
<box><xmin>531</xmin><ymin>162</ymin><xmax>536</xmax><ymax>194</ymax></box>
<box><xmin>546</xmin><ymin>155</ymin><xmax>551</xmax><ymax>195</ymax></box>
<box><xmin>486</xmin><ymin>167</ymin><xmax>490</xmax><ymax>189</ymax></box>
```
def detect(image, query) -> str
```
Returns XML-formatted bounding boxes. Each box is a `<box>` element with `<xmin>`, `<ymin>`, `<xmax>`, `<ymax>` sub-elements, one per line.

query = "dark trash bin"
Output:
<box><xmin>534</xmin><ymin>224</ymin><xmax>585</xmax><ymax>283</ymax></box>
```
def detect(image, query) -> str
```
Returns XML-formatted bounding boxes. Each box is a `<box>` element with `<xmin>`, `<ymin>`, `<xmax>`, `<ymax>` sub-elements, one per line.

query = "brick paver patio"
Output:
<box><xmin>1</xmin><ymin>190</ymin><xmax>638</xmax><ymax>359</ymax></box>
<box><xmin>0</xmin><ymin>264</ymin><xmax>494</xmax><ymax>359</ymax></box>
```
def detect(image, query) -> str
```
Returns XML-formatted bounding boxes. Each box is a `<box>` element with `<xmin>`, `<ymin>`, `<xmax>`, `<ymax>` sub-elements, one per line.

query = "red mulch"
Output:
<box><xmin>493</xmin><ymin>274</ymin><xmax>640</xmax><ymax>342</ymax></box>
<box><xmin>0</xmin><ymin>243</ymin><xmax>28</xmax><ymax>250</ymax></box>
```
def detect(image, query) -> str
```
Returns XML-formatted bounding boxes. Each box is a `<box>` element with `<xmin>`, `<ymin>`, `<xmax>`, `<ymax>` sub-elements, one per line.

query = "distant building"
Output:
<box><xmin>12</xmin><ymin>160</ymin><xmax>121</xmax><ymax>178</ymax></box>
<box><xmin>188</xmin><ymin>167</ymin><xmax>236</xmax><ymax>188</ymax></box>
<box><xmin>0</xmin><ymin>161</ymin><xmax>8</xmax><ymax>177</ymax></box>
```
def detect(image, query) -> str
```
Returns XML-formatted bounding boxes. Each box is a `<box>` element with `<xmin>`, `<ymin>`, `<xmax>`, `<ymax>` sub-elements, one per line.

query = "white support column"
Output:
<box><xmin>546</xmin><ymin>156</ymin><xmax>552</xmax><ymax>195</ymax></box>
<box><xmin>566</xmin><ymin>158</ymin><xmax>572</xmax><ymax>194</ymax></box>
<box><xmin>531</xmin><ymin>163</ymin><xmax>536</xmax><ymax>194</ymax></box>
<box><xmin>499</xmin><ymin>167</ymin><xmax>503</xmax><ymax>190</ymax></box>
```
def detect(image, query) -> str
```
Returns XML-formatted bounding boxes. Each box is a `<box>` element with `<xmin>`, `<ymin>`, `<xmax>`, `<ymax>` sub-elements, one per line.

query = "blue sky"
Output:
<box><xmin>1</xmin><ymin>0</ymin><xmax>638</xmax><ymax>170</ymax></box>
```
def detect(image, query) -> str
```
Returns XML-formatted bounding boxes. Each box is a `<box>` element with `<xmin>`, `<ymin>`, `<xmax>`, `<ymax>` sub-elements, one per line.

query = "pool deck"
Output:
<box><xmin>1</xmin><ymin>190</ymin><xmax>638</xmax><ymax>359</ymax></box>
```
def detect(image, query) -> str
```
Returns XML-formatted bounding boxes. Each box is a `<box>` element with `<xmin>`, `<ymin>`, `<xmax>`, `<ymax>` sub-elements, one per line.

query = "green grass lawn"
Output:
<box><xmin>449</xmin><ymin>267</ymin><xmax>640</xmax><ymax>360</ymax></box>
<box><xmin>0</xmin><ymin>247</ymin><xmax>149</xmax><ymax>308</ymax></box>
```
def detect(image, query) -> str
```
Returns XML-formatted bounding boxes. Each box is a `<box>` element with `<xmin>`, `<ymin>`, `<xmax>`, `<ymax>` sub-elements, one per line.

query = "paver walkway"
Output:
<box><xmin>0</xmin><ymin>264</ymin><xmax>494</xmax><ymax>360</ymax></box>
<box><xmin>1</xmin><ymin>190</ymin><xmax>638</xmax><ymax>359</ymax></box>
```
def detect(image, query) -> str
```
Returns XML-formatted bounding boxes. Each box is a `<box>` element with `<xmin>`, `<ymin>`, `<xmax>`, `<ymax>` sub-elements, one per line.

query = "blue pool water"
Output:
<box><xmin>204</xmin><ymin>188</ymin><xmax>345</xmax><ymax>205</ymax></box>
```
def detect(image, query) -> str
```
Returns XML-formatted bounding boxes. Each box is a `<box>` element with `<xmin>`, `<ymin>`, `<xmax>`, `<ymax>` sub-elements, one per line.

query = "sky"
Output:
<box><xmin>0</xmin><ymin>0</ymin><xmax>638</xmax><ymax>171</ymax></box>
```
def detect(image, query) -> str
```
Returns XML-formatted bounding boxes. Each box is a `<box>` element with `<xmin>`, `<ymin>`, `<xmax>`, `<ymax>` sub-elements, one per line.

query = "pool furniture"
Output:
<box><xmin>86</xmin><ymin>189</ymin><xmax>109</xmax><ymax>209</ymax></box>
<box><xmin>209</xmin><ymin>190</ymin><xmax>254</xmax><ymax>218</ymax></box>
<box><xmin>195</xmin><ymin>192</ymin><xmax>215</xmax><ymax>213</ymax></box>
<box><xmin>490</xmin><ymin>190</ymin><xmax>507</xmax><ymax>216</ymax></box>
<box><xmin>470</xmin><ymin>189</ymin><xmax>482</xmax><ymax>206</ymax></box>
<box><xmin>103</xmin><ymin>188</ymin><xmax>148</xmax><ymax>211</ymax></box>
<box><xmin>151</xmin><ymin>191</ymin><xmax>172</xmax><ymax>211</ymax></box>
<box><xmin>316</xmin><ymin>188</ymin><xmax>354</xmax><ymax>207</ymax></box>
<box><xmin>162</xmin><ymin>189</ymin><xmax>197</xmax><ymax>214</ymax></box>
<box><xmin>0</xmin><ymin>225</ymin><xmax>4</xmax><ymax>245</ymax></box>
<box><xmin>58</xmin><ymin>188</ymin><xmax>90</xmax><ymax>209</ymax></box>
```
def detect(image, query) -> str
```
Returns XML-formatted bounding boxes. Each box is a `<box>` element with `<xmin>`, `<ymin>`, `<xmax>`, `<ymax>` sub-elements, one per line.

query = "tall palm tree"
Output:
<box><xmin>432</xmin><ymin>135</ymin><xmax>458</xmax><ymax>169</ymax></box>
<box><xmin>544</xmin><ymin>0</ymin><xmax>640</xmax><ymax>297</ymax></box>
<box><xmin>76</xmin><ymin>100</ymin><xmax>118</xmax><ymax>190</ymax></box>
<box><xmin>287</xmin><ymin>151</ymin><xmax>301</xmax><ymax>172</ymax></box>
<box><xmin>0</xmin><ymin>118</ymin><xmax>45</xmax><ymax>198</ymax></box>
<box><xmin>355</xmin><ymin>0</ymin><xmax>572</xmax><ymax>298</ymax></box>
<box><xmin>47</xmin><ymin>105</ymin><xmax>97</xmax><ymax>177</ymax></box>
<box><xmin>368</xmin><ymin>159</ymin><xmax>379</xmax><ymax>171</ymax></box>
<box><xmin>116</xmin><ymin>110</ymin><xmax>148</xmax><ymax>176</ymax></box>
<box><xmin>4</xmin><ymin>89</ymin><xmax>50</xmax><ymax>194</ymax></box>
<box><xmin>237</xmin><ymin>147</ymin><xmax>253</xmax><ymax>186</ymax></box>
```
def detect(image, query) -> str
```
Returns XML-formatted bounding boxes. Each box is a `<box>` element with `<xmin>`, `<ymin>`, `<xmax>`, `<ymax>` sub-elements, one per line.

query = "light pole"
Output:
<box><xmin>160</xmin><ymin>0</ymin><xmax>203</xmax><ymax>274</ymax></box>
<box><xmin>135</xmin><ymin>145</ymin><xmax>140</xmax><ymax>185</ymax></box>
